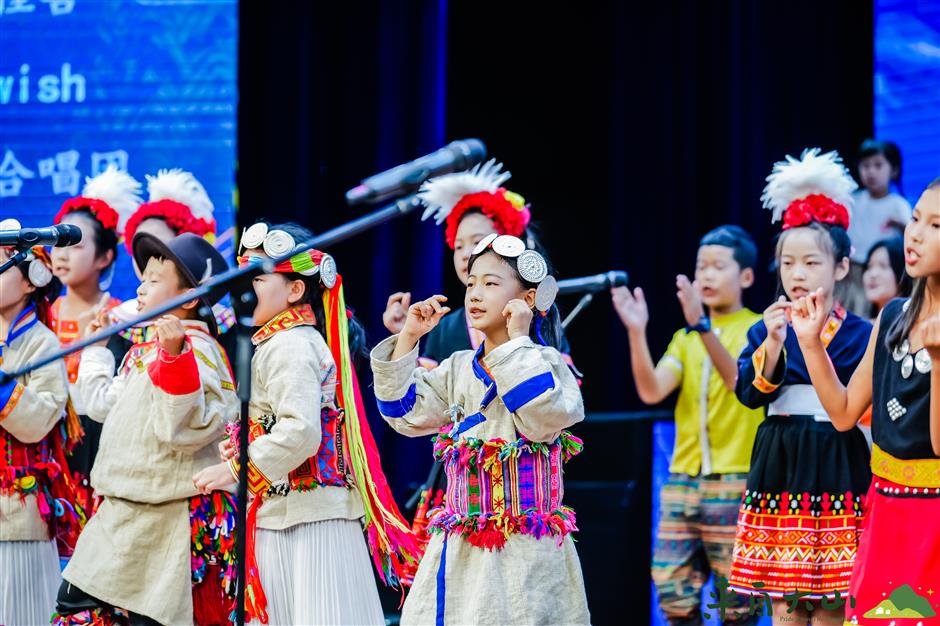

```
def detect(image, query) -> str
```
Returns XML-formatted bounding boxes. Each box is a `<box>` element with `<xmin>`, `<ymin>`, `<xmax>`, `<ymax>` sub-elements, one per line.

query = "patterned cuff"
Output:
<box><xmin>230</xmin><ymin>457</ymin><xmax>272</xmax><ymax>496</ymax></box>
<box><xmin>0</xmin><ymin>379</ymin><xmax>24</xmax><ymax>422</ymax></box>
<box><xmin>147</xmin><ymin>341</ymin><xmax>200</xmax><ymax>395</ymax></box>
<box><xmin>751</xmin><ymin>342</ymin><xmax>784</xmax><ymax>393</ymax></box>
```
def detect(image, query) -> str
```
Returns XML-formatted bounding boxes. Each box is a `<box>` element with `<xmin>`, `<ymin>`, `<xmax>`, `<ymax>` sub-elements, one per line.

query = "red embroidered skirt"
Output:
<box><xmin>728</xmin><ymin>416</ymin><xmax>872</xmax><ymax>599</ymax></box>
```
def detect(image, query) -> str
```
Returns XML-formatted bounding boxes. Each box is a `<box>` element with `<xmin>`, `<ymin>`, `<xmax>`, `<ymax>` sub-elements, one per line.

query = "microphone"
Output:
<box><xmin>0</xmin><ymin>224</ymin><xmax>83</xmax><ymax>247</ymax></box>
<box><xmin>557</xmin><ymin>271</ymin><xmax>629</xmax><ymax>295</ymax></box>
<box><xmin>345</xmin><ymin>139</ymin><xmax>487</xmax><ymax>206</ymax></box>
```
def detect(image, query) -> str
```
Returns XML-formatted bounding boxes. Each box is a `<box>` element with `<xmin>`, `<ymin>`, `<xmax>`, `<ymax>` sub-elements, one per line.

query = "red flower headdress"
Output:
<box><xmin>123</xmin><ymin>169</ymin><xmax>217</xmax><ymax>253</ymax></box>
<box><xmin>417</xmin><ymin>159</ymin><xmax>532</xmax><ymax>249</ymax></box>
<box><xmin>761</xmin><ymin>148</ymin><xmax>857</xmax><ymax>231</ymax></box>
<box><xmin>53</xmin><ymin>165</ymin><xmax>142</xmax><ymax>234</ymax></box>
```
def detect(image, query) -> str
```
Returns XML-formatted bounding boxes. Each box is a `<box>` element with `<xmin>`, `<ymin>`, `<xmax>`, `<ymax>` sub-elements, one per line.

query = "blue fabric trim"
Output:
<box><xmin>502</xmin><ymin>371</ymin><xmax>556</xmax><ymax>413</ymax></box>
<box><xmin>0</xmin><ymin>376</ymin><xmax>18</xmax><ymax>412</ymax></box>
<box><xmin>470</xmin><ymin>343</ymin><xmax>493</xmax><ymax>387</ymax></box>
<box><xmin>4</xmin><ymin>305</ymin><xmax>37</xmax><ymax>347</ymax></box>
<box><xmin>454</xmin><ymin>412</ymin><xmax>486</xmax><ymax>436</ymax></box>
<box><xmin>436</xmin><ymin>535</ymin><xmax>448</xmax><ymax>626</ymax></box>
<box><xmin>480</xmin><ymin>383</ymin><xmax>498</xmax><ymax>410</ymax></box>
<box><xmin>375</xmin><ymin>383</ymin><xmax>417</xmax><ymax>418</ymax></box>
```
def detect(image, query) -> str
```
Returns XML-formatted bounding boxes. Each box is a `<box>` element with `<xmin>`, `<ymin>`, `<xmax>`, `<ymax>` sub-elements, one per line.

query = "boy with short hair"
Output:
<box><xmin>611</xmin><ymin>225</ymin><xmax>764</xmax><ymax>625</ymax></box>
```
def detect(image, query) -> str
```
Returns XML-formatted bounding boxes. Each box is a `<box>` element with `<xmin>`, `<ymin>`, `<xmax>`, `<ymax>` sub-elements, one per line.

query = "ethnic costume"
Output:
<box><xmin>844</xmin><ymin>298</ymin><xmax>940</xmax><ymax>625</ymax></box>
<box><xmin>416</xmin><ymin>159</ymin><xmax>532</xmax><ymax>373</ymax></box>
<box><xmin>371</xmin><ymin>234</ymin><xmax>589</xmax><ymax>626</ymax></box>
<box><xmin>52</xmin><ymin>166</ymin><xmax>142</xmax><ymax>521</ymax></box>
<box><xmin>0</xmin><ymin>295</ymin><xmax>81</xmax><ymax>625</ymax></box>
<box><xmin>57</xmin><ymin>234</ymin><xmax>238</xmax><ymax>626</ymax></box>
<box><xmin>652</xmin><ymin>307</ymin><xmax>764</xmax><ymax>623</ymax></box>
<box><xmin>108</xmin><ymin>168</ymin><xmax>237</xmax><ymax>398</ymax></box>
<box><xmin>729</xmin><ymin>149</ymin><xmax>873</xmax><ymax>600</ymax></box>
<box><xmin>234</xmin><ymin>225</ymin><xmax>416</xmax><ymax>625</ymax></box>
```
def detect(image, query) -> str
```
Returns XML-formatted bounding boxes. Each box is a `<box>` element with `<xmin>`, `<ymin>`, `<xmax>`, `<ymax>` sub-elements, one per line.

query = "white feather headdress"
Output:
<box><xmin>417</xmin><ymin>159</ymin><xmax>511</xmax><ymax>224</ymax></box>
<box><xmin>761</xmin><ymin>148</ymin><xmax>857</xmax><ymax>223</ymax></box>
<box><xmin>145</xmin><ymin>168</ymin><xmax>215</xmax><ymax>223</ymax></box>
<box><xmin>81</xmin><ymin>165</ymin><xmax>143</xmax><ymax>232</ymax></box>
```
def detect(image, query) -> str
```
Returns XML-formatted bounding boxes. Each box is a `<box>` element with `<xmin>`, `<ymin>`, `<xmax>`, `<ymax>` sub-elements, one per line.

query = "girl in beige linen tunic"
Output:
<box><xmin>194</xmin><ymin>222</ymin><xmax>414</xmax><ymax>625</ymax></box>
<box><xmin>371</xmin><ymin>236</ymin><xmax>590</xmax><ymax>626</ymax></box>
<box><xmin>0</xmin><ymin>244</ymin><xmax>72</xmax><ymax>626</ymax></box>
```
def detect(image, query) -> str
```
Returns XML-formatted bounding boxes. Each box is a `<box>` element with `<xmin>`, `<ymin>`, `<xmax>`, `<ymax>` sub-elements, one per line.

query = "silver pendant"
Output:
<box><xmin>901</xmin><ymin>354</ymin><xmax>914</xmax><ymax>379</ymax></box>
<box><xmin>915</xmin><ymin>348</ymin><xmax>932</xmax><ymax>374</ymax></box>
<box><xmin>893</xmin><ymin>339</ymin><xmax>909</xmax><ymax>362</ymax></box>
<box><xmin>887</xmin><ymin>397</ymin><xmax>907</xmax><ymax>421</ymax></box>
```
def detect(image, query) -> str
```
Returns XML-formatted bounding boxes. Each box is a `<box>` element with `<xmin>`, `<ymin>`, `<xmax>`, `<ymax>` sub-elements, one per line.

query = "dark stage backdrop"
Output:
<box><xmin>239</xmin><ymin>2</ymin><xmax>872</xmax><ymax>622</ymax></box>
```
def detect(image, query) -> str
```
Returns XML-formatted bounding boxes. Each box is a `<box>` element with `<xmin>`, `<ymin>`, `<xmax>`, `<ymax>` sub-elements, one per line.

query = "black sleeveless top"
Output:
<box><xmin>872</xmin><ymin>298</ymin><xmax>937</xmax><ymax>460</ymax></box>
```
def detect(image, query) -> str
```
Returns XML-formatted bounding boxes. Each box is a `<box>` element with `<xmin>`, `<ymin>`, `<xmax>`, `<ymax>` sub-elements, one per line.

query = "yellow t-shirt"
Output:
<box><xmin>658</xmin><ymin>307</ymin><xmax>763</xmax><ymax>476</ymax></box>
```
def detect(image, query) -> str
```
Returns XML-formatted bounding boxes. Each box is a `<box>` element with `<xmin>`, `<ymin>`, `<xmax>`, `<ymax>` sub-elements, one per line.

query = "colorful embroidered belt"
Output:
<box><xmin>871</xmin><ymin>443</ymin><xmax>940</xmax><ymax>489</ymax></box>
<box><xmin>0</xmin><ymin>426</ymin><xmax>85</xmax><ymax>551</ymax></box>
<box><xmin>247</xmin><ymin>408</ymin><xmax>351</xmax><ymax>496</ymax></box>
<box><xmin>429</xmin><ymin>427</ymin><xmax>583</xmax><ymax>550</ymax></box>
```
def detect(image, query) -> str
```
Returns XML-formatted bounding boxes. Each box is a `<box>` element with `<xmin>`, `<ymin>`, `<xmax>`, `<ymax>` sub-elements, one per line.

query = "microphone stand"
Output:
<box><xmin>0</xmin><ymin>249</ymin><xmax>30</xmax><ymax>277</ymax></box>
<box><xmin>0</xmin><ymin>193</ymin><xmax>422</xmax><ymax>626</ymax></box>
<box><xmin>561</xmin><ymin>293</ymin><xmax>594</xmax><ymax>329</ymax></box>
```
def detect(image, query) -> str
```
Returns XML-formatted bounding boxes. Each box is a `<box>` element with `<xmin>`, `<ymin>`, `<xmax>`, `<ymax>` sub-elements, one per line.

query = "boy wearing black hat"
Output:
<box><xmin>55</xmin><ymin>233</ymin><xmax>238</xmax><ymax>626</ymax></box>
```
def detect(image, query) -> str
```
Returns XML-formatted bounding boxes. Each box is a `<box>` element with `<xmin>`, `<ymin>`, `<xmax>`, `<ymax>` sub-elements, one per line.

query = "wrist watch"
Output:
<box><xmin>685</xmin><ymin>316</ymin><xmax>712</xmax><ymax>334</ymax></box>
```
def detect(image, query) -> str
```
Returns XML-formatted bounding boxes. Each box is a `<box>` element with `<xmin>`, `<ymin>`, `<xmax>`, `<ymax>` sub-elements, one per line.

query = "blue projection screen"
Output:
<box><xmin>875</xmin><ymin>0</ymin><xmax>940</xmax><ymax>202</ymax></box>
<box><xmin>0</xmin><ymin>0</ymin><xmax>237</xmax><ymax>300</ymax></box>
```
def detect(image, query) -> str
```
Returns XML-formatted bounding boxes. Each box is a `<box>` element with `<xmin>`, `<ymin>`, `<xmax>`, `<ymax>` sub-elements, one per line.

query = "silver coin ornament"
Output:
<box><xmin>263</xmin><ymin>230</ymin><xmax>296</xmax><ymax>258</ymax></box>
<box><xmin>492</xmin><ymin>235</ymin><xmax>526</xmax><ymax>258</ymax></box>
<box><xmin>535</xmin><ymin>275</ymin><xmax>558</xmax><ymax>312</ymax></box>
<box><xmin>517</xmin><ymin>249</ymin><xmax>548</xmax><ymax>284</ymax></box>
<box><xmin>914</xmin><ymin>348</ymin><xmax>932</xmax><ymax>374</ymax></box>
<box><xmin>901</xmin><ymin>354</ymin><xmax>914</xmax><ymax>379</ymax></box>
<box><xmin>472</xmin><ymin>233</ymin><xmax>499</xmax><ymax>256</ymax></box>
<box><xmin>241</xmin><ymin>223</ymin><xmax>269</xmax><ymax>250</ymax></box>
<box><xmin>319</xmin><ymin>254</ymin><xmax>338</xmax><ymax>288</ymax></box>
<box><xmin>27</xmin><ymin>257</ymin><xmax>53</xmax><ymax>288</ymax></box>
<box><xmin>892</xmin><ymin>339</ymin><xmax>909</xmax><ymax>362</ymax></box>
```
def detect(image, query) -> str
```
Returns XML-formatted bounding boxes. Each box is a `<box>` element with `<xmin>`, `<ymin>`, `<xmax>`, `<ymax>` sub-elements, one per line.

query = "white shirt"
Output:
<box><xmin>848</xmin><ymin>189</ymin><xmax>912</xmax><ymax>263</ymax></box>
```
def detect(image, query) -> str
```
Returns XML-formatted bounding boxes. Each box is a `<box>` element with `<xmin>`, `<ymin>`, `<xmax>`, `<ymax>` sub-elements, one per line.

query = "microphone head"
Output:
<box><xmin>55</xmin><ymin>224</ymin><xmax>83</xmax><ymax>246</ymax></box>
<box><xmin>344</xmin><ymin>184</ymin><xmax>371</xmax><ymax>206</ymax></box>
<box><xmin>607</xmin><ymin>270</ymin><xmax>629</xmax><ymax>288</ymax></box>
<box><xmin>446</xmin><ymin>139</ymin><xmax>487</xmax><ymax>170</ymax></box>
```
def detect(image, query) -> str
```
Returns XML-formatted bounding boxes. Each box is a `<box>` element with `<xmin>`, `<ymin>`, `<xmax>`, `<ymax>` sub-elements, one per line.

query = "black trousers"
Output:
<box><xmin>56</xmin><ymin>581</ymin><xmax>162</xmax><ymax>626</ymax></box>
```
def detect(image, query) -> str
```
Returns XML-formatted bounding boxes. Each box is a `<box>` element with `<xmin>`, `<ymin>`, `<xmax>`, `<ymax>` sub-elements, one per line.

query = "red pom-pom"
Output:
<box><xmin>123</xmin><ymin>199</ymin><xmax>216</xmax><ymax>253</ymax></box>
<box><xmin>444</xmin><ymin>189</ymin><xmax>531</xmax><ymax>249</ymax></box>
<box><xmin>781</xmin><ymin>194</ymin><xmax>849</xmax><ymax>230</ymax></box>
<box><xmin>54</xmin><ymin>197</ymin><xmax>120</xmax><ymax>232</ymax></box>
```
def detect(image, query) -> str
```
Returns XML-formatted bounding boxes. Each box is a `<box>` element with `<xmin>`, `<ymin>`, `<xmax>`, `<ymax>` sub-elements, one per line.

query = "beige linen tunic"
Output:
<box><xmin>371</xmin><ymin>335</ymin><xmax>591</xmax><ymax>626</ymax></box>
<box><xmin>0</xmin><ymin>320</ymin><xmax>69</xmax><ymax>541</ymax></box>
<box><xmin>245</xmin><ymin>323</ymin><xmax>364</xmax><ymax>528</ymax></box>
<box><xmin>63</xmin><ymin>321</ymin><xmax>238</xmax><ymax>625</ymax></box>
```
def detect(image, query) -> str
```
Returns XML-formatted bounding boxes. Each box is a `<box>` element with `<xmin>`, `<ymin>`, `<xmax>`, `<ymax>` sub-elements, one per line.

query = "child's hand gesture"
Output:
<box><xmin>401</xmin><ymin>295</ymin><xmax>451</xmax><ymax>341</ymax></box>
<box><xmin>193</xmin><ymin>462</ymin><xmax>236</xmax><ymax>495</ymax></box>
<box><xmin>219</xmin><ymin>437</ymin><xmax>237</xmax><ymax>462</ymax></box>
<box><xmin>675</xmin><ymin>274</ymin><xmax>706</xmax><ymax>327</ymax></box>
<box><xmin>382</xmin><ymin>292</ymin><xmax>411</xmax><ymax>334</ymax></box>
<box><xmin>923</xmin><ymin>314</ymin><xmax>940</xmax><ymax>364</ymax></box>
<box><xmin>154</xmin><ymin>315</ymin><xmax>187</xmax><ymax>356</ymax></box>
<box><xmin>503</xmin><ymin>299</ymin><xmax>534</xmax><ymax>340</ymax></box>
<box><xmin>790</xmin><ymin>288</ymin><xmax>828</xmax><ymax>345</ymax></box>
<box><xmin>80</xmin><ymin>297</ymin><xmax>113</xmax><ymax>348</ymax></box>
<box><xmin>763</xmin><ymin>296</ymin><xmax>792</xmax><ymax>348</ymax></box>
<box><xmin>611</xmin><ymin>286</ymin><xmax>649</xmax><ymax>332</ymax></box>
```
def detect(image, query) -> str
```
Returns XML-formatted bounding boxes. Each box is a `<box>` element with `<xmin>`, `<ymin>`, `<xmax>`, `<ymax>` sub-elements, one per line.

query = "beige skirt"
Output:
<box><xmin>63</xmin><ymin>496</ymin><xmax>192</xmax><ymax>625</ymax></box>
